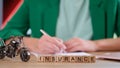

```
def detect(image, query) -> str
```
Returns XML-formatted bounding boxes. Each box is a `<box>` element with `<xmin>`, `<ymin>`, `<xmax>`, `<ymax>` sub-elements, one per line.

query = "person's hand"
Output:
<box><xmin>37</xmin><ymin>35</ymin><xmax>66</xmax><ymax>54</ymax></box>
<box><xmin>23</xmin><ymin>36</ymin><xmax>66</xmax><ymax>54</ymax></box>
<box><xmin>64</xmin><ymin>38</ymin><xmax>98</xmax><ymax>52</ymax></box>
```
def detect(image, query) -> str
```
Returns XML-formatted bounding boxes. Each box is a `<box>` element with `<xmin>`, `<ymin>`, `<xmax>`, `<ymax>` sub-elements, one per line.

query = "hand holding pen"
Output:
<box><xmin>39</xmin><ymin>29</ymin><xmax>66</xmax><ymax>54</ymax></box>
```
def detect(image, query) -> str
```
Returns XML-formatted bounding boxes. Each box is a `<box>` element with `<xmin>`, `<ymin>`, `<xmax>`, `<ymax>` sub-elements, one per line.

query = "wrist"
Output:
<box><xmin>92</xmin><ymin>41</ymin><xmax>100</xmax><ymax>51</ymax></box>
<box><xmin>22</xmin><ymin>37</ymin><xmax>39</xmax><ymax>49</ymax></box>
<box><xmin>87</xmin><ymin>40</ymin><xmax>98</xmax><ymax>52</ymax></box>
<box><xmin>93</xmin><ymin>40</ymin><xmax>106</xmax><ymax>51</ymax></box>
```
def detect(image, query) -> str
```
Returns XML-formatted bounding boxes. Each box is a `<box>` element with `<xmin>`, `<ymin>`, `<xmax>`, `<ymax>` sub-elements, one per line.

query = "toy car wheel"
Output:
<box><xmin>20</xmin><ymin>48</ymin><xmax>30</xmax><ymax>62</ymax></box>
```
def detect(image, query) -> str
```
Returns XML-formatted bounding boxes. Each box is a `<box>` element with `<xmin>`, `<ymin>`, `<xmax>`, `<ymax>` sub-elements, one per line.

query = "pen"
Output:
<box><xmin>40</xmin><ymin>29</ymin><xmax>49</xmax><ymax>36</ymax></box>
<box><xmin>40</xmin><ymin>29</ymin><xmax>66</xmax><ymax>53</ymax></box>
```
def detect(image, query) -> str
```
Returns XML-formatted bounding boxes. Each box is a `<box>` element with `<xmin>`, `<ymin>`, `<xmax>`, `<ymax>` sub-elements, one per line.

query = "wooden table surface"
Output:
<box><xmin>0</xmin><ymin>52</ymin><xmax>120</xmax><ymax>68</ymax></box>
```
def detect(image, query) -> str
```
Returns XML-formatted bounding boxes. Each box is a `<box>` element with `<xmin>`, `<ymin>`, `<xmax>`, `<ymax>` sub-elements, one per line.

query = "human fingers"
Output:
<box><xmin>52</xmin><ymin>37</ymin><xmax>66</xmax><ymax>49</ymax></box>
<box><xmin>65</xmin><ymin>43</ymin><xmax>80</xmax><ymax>52</ymax></box>
<box><xmin>66</xmin><ymin>40</ymin><xmax>97</xmax><ymax>52</ymax></box>
<box><xmin>43</xmin><ymin>42</ymin><xmax>60</xmax><ymax>53</ymax></box>
<box><xmin>64</xmin><ymin>38</ymin><xmax>81</xmax><ymax>49</ymax></box>
<box><xmin>41</xmin><ymin>35</ymin><xmax>66</xmax><ymax>49</ymax></box>
<box><xmin>38</xmin><ymin>38</ymin><xmax>60</xmax><ymax>54</ymax></box>
<box><xmin>66</xmin><ymin>45</ymin><xmax>84</xmax><ymax>52</ymax></box>
<box><xmin>53</xmin><ymin>37</ymin><xmax>63</xmax><ymax>43</ymax></box>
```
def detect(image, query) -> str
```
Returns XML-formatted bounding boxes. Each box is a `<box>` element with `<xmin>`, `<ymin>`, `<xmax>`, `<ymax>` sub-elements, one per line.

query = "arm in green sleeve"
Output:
<box><xmin>0</xmin><ymin>0</ymin><xmax>30</xmax><ymax>40</ymax></box>
<box><xmin>116</xmin><ymin>0</ymin><xmax>120</xmax><ymax>36</ymax></box>
<box><xmin>118</xmin><ymin>0</ymin><xmax>120</xmax><ymax>36</ymax></box>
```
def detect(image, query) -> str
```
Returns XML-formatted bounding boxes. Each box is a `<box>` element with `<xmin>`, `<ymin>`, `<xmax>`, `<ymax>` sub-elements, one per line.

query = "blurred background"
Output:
<box><xmin>0</xmin><ymin>0</ymin><xmax>22</xmax><ymax>28</ymax></box>
<box><xmin>0</xmin><ymin>0</ymin><xmax>3</xmax><ymax>27</ymax></box>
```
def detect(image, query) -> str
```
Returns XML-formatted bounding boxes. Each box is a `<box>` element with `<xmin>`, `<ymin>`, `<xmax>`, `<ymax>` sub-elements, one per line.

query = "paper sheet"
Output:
<box><xmin>55</xmin><ymin>52</ymin><xmax>91</xmax><ymax>56</ymax></box>
<box><xmin>31</xmin><ymin>52</ymin><xmax>91</xmax><ymax>57</ymax></box>
<box><xmin>96</xmin><ymin>52</ymin><xmax>120</xmax><ymax>61</ymax></box>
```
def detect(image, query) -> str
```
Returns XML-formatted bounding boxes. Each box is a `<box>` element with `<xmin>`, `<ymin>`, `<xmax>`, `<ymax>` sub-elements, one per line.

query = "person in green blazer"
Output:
<box><xmin>0</xmin><ymin>0</ymin><xmax>120</xmax><ymax>54</ymax></box>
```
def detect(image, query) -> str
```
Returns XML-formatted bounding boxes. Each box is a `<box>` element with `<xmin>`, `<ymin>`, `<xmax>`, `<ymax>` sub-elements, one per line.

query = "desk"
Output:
<box><xmin>0</xmin><ymin>52</ymin><xmax>120</xmax><ymax>68</ymax></box>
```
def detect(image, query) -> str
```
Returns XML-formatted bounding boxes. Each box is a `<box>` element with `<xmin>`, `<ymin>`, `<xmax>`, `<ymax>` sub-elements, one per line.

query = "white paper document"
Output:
<box><xmin>31</xmin><ymin>52</ymin><xmax>91</xmax><ymax>57</ymax></box>
<box><xmin>96</xmin><ymin>52</ymin><xmax>120</xmax><ymax>61</ymax></box>
<box><xmin>55</xmin><ymin>52</ymin><xmax>91</xmax><ymax>56</ymax></box>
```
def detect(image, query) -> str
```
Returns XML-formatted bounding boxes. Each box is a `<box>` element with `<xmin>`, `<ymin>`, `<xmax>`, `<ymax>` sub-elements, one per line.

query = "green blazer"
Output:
<box><xmin>0</xmin><ymin>0</ymin><xmax>119</xmax><ymax>40</ymax></box>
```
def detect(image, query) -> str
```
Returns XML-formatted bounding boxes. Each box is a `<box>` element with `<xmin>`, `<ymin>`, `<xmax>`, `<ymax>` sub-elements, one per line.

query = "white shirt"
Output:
<box><xmin>56</xmin><ymin>0</ymin><xmax>93</xmax><ymax>41</ymax></box>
